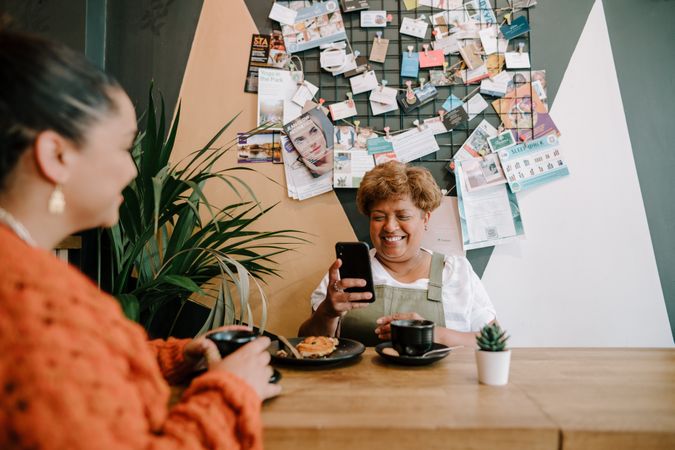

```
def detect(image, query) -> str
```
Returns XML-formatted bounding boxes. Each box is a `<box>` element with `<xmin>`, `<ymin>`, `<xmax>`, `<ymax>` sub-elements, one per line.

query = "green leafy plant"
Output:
<box><xmin>476</xmin><ymin>323</ymin><xmax>509</xmax><ymax>352</ymax></box>
<box><xmin>108</xmin><ymin>86</ymin><xmax>306</xmax><ymax>338</ymax></box>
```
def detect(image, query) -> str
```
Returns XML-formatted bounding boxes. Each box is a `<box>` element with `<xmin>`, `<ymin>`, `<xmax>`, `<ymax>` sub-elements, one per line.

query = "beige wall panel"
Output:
<box><xmin>173</xmin><ymin>0</ymin><xmax>356</xmax><ymax>336</ymax></box>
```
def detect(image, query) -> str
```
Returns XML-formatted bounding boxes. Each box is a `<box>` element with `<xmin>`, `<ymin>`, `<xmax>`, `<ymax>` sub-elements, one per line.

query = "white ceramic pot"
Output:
<box><xmin>475</xmin><ymin>349</ymin><xmax>511</xmax><ymax>386</ymax></box>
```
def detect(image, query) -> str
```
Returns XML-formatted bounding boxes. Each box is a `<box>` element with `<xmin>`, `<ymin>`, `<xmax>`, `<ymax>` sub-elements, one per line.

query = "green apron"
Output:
<box><xmin>340</xmin><ymin>252</ymin><xmax>446</xmax><ymax>346</ymax></box>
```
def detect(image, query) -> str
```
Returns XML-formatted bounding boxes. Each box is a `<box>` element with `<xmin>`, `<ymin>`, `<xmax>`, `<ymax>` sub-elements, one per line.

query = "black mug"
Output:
<box><xmin>206</xmin><ymin>330</ymin><xmax>281</xmax><ymax>384</ymax></box>
<box><xmin>391</xmin><ymin>319</ymin><xmax>434</xmax><ymax>356</ymax></box>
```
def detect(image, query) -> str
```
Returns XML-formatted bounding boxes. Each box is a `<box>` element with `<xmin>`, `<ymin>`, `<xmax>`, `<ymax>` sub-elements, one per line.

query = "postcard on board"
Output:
<box><xmin>281</xmin><ymin>1</ymin><xmax>347</xmax><ymax>53</ymax></box>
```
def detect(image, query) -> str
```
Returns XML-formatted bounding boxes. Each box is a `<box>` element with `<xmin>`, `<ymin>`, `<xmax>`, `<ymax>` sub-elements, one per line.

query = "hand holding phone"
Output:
<box><xmin>335</xmin><ymin>241</ymin><xmax>376</xmax><ymax>303</ymax></box>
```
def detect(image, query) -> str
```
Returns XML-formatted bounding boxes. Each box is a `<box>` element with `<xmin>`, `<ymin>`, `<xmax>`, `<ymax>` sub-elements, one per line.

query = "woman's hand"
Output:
<box><xmin>375</xmin><ymin>312</ymin><xmax>425</xmax><ymax>341</ymax></box>
<box><xmin>318</xmin><ymin>259</ymin><xmax>373</xmax><ymax>318</ymax></box>
<box><xmin>182</xmin><ymin>325</ymin><xmax>251</xmax><ymax>372</ymax></box>
<box><xmin>204</xmin><ymin>336</ymin><xmax>282</xmax><ymax>401</ymax></box>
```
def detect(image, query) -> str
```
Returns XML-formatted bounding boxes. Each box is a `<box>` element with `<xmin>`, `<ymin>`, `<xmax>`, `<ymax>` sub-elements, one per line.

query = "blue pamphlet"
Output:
<box><xmin>401</xmin><ymin>52</ymin><xmax>420</xmax><ymax>78</ymax></box>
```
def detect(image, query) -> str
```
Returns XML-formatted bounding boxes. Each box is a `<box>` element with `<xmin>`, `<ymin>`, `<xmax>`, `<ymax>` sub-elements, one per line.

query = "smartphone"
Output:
<box><xmin>335</xmin><ymin>241</ymin><xmax>376</xmax><ymax>303</ymax></box>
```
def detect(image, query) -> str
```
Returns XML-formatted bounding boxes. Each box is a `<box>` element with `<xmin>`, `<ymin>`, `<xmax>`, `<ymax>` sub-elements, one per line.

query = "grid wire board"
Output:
<box><xmin>286</xmin><ymin>0</ymin><xmax>534</xmax><ymax>187</ymax></box>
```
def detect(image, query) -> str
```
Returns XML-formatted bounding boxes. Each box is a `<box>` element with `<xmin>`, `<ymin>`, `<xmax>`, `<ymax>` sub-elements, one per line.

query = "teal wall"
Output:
<box><xmin>603</xmin><ymin>0</ymin><xmax>675</xmax><ymax>339</ymax></box>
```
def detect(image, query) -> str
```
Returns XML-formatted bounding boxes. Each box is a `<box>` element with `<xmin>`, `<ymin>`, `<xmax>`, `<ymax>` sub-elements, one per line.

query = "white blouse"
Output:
<box><xmin>310</xmin><ymin>249</ymin><xmax>496</xmax><ymax>332</ymax></box>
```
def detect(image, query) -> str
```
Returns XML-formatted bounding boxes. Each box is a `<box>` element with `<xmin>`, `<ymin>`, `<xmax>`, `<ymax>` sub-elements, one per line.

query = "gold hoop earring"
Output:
<box><xmin>48</xmin><ymin>185</ymin><xmax>66</xmax><ymax>215</ymax></box>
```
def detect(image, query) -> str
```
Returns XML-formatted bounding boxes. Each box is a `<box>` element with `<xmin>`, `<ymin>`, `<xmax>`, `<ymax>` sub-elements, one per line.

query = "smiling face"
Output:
<box><xmin>369</xmin><ymin>195</ymin><xmax>430</xmax><ymax>263</ymax></box>
<box><xmin>63</xmin><ymin>89</ymin><xmax>138</xmax><ymax>230</ymax></box>
<box><xmin>288</xmin><ymin>116</ymin><xmax>328</xmax><ymax>166</ymax></box>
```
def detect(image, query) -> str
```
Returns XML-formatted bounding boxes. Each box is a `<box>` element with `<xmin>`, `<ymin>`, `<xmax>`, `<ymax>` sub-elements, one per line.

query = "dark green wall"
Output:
<box><xmin>106</xmin><ymin>0</ymin><xmax>204</xmax><ymax>116</ymax></box>
<box><xmin>603</xmin><ymin>0</ymin><xmax>675</xmax><ymax>339</ymax></box>
<box><xmin>0</xmin><ymin>0</ymin><xmax>86</xmax><ymax>51</ymax></box>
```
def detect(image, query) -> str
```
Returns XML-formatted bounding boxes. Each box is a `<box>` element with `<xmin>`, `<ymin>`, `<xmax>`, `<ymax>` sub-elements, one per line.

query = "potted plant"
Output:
<box><xmin>475</xmin><ymin>322</ymin><xmax>511</xmax><ymax>385</ymax></box>
<box><xmin>108</xmin><ymin>86</ymin><xmax>306</xmax><ymax>338</ymax></box>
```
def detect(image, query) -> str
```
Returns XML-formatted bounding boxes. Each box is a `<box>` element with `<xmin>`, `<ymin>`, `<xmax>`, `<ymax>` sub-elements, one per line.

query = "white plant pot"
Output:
<box><xmin>475</xmin><ymin>349</ymin><xmax>511</xmax><ymax>386</ymax></box>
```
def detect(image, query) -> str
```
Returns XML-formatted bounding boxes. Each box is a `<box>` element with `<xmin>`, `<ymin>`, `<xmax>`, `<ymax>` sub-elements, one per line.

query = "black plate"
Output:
<box><xmin>269</xmin><ymin>337</ymin><xmax>365</xmax><ymax>366</ymax></box>
<box><xmin>375</xmin><ymin>342</ymin><xmax>452</xmax><ymax>366</ymax></box>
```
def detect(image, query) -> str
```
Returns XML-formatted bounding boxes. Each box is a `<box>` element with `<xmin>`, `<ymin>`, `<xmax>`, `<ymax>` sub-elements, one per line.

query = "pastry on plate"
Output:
<box><xmin>296</xmin><ymin>336</ymin><xmax>339</xmax><ymax>358</ymax></box>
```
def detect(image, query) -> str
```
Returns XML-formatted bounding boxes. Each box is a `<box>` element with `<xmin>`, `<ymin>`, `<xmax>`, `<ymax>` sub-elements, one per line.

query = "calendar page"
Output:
<box><xmin>498</xmin><ymin>134</ymin><xmax>568</xmax><ymax>192</ymax></box>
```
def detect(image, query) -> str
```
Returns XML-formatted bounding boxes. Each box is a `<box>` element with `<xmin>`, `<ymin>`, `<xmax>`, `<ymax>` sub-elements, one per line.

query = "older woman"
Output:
<box><xmin>299</xmin><ymin>161</ymin><xmax>496</xmax><ymax>347</ymax></box>
<box><xmin>0</xmin><ymin>30</ymin><xmax>279</xmax><ymax>449</ymax></box>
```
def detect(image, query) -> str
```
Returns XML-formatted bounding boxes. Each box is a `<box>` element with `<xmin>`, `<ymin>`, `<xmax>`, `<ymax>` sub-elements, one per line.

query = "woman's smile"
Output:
<box><xmin>381</xmin><ymin>235</ymin><xmax>406</xmax><ymax>244</ymax></box>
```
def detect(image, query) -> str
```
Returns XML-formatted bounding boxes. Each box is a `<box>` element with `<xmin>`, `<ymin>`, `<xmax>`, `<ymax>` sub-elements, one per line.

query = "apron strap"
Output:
<box><xmin>427</xmin><ymin>252</ymin><xmax>445</xmax><ymax>302</ymax></box>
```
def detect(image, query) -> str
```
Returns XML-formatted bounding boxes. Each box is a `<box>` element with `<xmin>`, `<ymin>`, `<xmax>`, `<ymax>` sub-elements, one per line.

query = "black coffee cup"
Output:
<box><xmin>206</xmin><ymin>330</ymin><xmax>281</xmax><ymax>384</ymax></box>
<box><xmin>391</xmin><ymin>319</ymin><xmax>434</xmax><ymax>356</ymax></box>
<box><xmin>207</xmin><ymin>330</ymin><xmax>258</xmax><ymax>356</ymax></box>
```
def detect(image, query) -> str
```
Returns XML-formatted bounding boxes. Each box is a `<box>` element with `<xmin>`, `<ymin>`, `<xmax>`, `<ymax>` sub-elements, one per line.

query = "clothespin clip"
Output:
<box><xmin>422</xmin><ymin>43</ymin><xmax>429</xmax><ymax>57</ymax></box>
<box><xmin>438</xmin><ymin>109</ymin><xmax>446</xmax><ymax>120</ymax></box>
<box><xmin>413</xmin><ymin>119</ymin><xmax>423</xmax><ymax>132</ymax></box>
<box><xmin>384</xmin><ymin>126</ymin><xmax>391</xmax><ymax>140</ymax></box>
<box><xmin>380</xmin><ymin>79</ymin><xmax>388</xmax><ymax>92</ymax></box>
<box><xmin>431</xmin><ymin>29</ymin><xmax>437</xmax><ymax>37</ymax></box>
<box><xmin>442</xmin><ymin>61</ymin><xmax>449</xmax><ymax>73</ymax></box>
<box><xmin>376</xmin><ymin>31</ymin><xmax>382</xmax><ymax>43</ymax></box>
<box><xmin>386</xmin><ymin>14</ymin><xmax>393</xmax><ymax>23</ymax></box>
<box><xmin>318</xmin><ymin>98</ymin><xmax>325</xmax><ymax>109</ymax></box>
<box><xmin>407</xmin><ymin>45</ymin><xmax>414</xmax><ymax>57</ymax></box>
<box><xmin>354</xmin><ymin>120</ymin><xmax>360</xmax><ymax>134</ymax></box>
<box><xmin>346</xmin><ymin>92</ymin><xmax>354</xmax><ymax>108</ymax></box>
<box><xmin>501</xmin><ymin>12</ymin><xmax>512</xmax><ymax>26</ymax></box>
<box><xmin>353</xmin><ymin>50</ymin><xmax>360</xmax><ymax>58</ymax></box>
<box><xmin>419</xmin><ymin>77</ymin><xmax>426</xmax><ymax>89</ymax></box>
<box><xmin>497</xmin><ymin>122</ymin><xmax>505</xmax><ymax>133</ymax></box>
<box><xmin>518</xmin><ymin>42</ymin><xmax>525</xmax><ymax>55</ymax></box>
<box><xmin>449</xmin><ymin>160</ymin><xmax>456</xmax><ymax>171</ymax></box>
<box><xmin>405</xmin><ymin>80</ymin><xmax>416</xmax><ymax>104</ymax></box>
<box><xmin>417</xmin><ymin>14</ymin><xmax>426</xmax><ymax>22</ymax></box>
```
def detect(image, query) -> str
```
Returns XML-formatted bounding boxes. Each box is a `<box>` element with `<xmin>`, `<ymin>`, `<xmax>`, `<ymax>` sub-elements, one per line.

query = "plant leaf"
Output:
<box><xmin>116</xmin><ymin>293</ymin><xmax>140</xmax><ymax>322</ymax></box>
<box><xmin>163</xmin><ymin>275</ymin><xmax>202</xmax><ymax>294</ymax></box>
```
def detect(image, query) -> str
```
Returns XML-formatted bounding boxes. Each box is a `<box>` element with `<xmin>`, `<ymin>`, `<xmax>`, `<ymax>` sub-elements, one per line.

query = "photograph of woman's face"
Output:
<box><xmin>288</xmin><ymin>115</ymin><xmax>331</xmax><ymax>176</ymax></box>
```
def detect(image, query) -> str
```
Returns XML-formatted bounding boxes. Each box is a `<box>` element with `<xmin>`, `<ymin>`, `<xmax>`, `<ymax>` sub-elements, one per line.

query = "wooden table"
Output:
<box><xmin>511</xmin><ymin>349</ymin><xmax>675</xmax><ymax>450</ymax></box>
<box><xmin>261</xmin><ymin>347</ymin><xmax>675</xmax><ymax>450</ymax></box>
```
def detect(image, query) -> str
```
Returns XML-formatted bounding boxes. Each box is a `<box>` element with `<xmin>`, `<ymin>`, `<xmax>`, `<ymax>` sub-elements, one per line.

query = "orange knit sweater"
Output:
<box><xmin>0</xmin><ymin>226</ymin><xmax>263</xmax><ymax>449</ymax></box>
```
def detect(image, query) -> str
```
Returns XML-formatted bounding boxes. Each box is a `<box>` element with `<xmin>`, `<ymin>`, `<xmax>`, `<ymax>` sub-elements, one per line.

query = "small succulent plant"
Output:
<box><xmin>476</xmin><ymin>323</ymin><xmax>509</xmax><ymax>352</ymax></box>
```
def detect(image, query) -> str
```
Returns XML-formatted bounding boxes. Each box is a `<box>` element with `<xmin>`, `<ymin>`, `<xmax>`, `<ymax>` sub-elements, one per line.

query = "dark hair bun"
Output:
<box><xmin>0</xmin><ymin>30</ymin><xmax>122</xmax><ymax>189</ymax></box>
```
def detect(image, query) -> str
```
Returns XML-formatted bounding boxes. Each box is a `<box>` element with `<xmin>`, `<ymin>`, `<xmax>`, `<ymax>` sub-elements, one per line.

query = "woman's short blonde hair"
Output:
<box><xmin>356</xmin><ymin>161</ymin><xmax>442</xmax><ymax>216</ymax></box>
